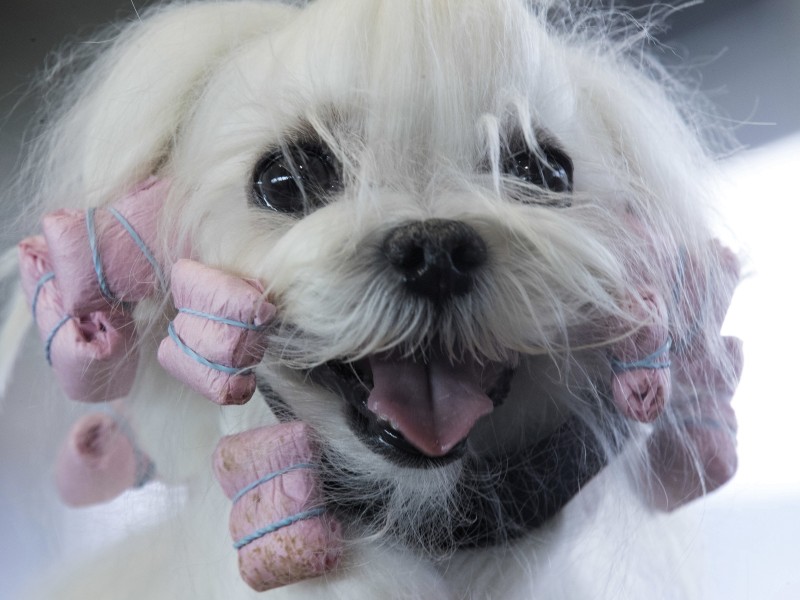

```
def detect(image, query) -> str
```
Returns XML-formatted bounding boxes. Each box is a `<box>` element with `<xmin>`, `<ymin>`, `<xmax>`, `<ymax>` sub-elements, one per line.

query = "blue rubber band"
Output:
<box><xmin>178</xmin><ymin>307</ymin><xmax>265</xmax><ymax>331</ymax></box>
<box><xmin>31</xmin><ymin>272</ymin><xmax>55</xmax><ymax>319</ymax></box>
<box><xmin>611</xmin><ymin>338</ymin><xmax>672</xmax><ymax>373</ymax></box>
<box><xmin>233</xmin><ymin>508</ymin><xmax>326</xmax><ymax>550</ymax></box>
<box><xmin>232</xmin><ymin>462</ymin><xmax>316</xmax><ymax>505</ymax></box>
<box><xmin>86</xmin><ymin>208</ymin><xmax>115</xmax><ymax>302</ymax></box>
<box><xmin>108</xmin><ymin>207</ymin><xmax>168</xmax><ymax>294</ymax></box>
<box><xmin>167</xmin><ymin>321</ymin><xmax>252</xmax><ymax>376</ymax></box>
<box><xmin>44</xmin><ymin>315</ymin><xmax>71</xmax><ymax>366</ymax></box>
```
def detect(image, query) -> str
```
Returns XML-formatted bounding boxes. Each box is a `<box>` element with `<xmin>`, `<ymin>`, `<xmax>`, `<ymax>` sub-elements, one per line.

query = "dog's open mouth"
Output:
<box><xmin>309</xmin><ymin>350</ymin><xmax>514</xmax><ymax>466</ymax></box>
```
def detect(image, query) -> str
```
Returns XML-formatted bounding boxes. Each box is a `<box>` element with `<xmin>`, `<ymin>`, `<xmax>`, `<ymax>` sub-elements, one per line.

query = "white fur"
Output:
<box><xmin>4</xmin><ymin>1</ymin><xmax>736</xmax><ymax>598</ymax></box>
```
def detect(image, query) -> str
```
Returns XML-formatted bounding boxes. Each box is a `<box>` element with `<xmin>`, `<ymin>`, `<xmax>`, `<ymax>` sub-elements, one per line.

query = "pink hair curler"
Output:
<box><xmin>157</xmin><ymin>259</ymin><xmax>274</xmax><ymax>405</ymax></box>
<box><xmin>54</xmin><ymin>409</ymin><xmax>154</xmax><ymax>506</ymax></box>
<box><xmin>18</xmin><ymin>235</ymin><xmax>138</xmax><ymax>402</ymax></box>
<box><xmin>213</xmin><ymin>422</ymin><xmax>342</xmax><ymax>592</ymax></box>
<box><xmin>40</xmin><ymin>178</ymin><xmax>169</xmax><ymax>314</ymax></box>
<box><xmin>648</xmin><ymin>336</ymin><xmax>742</xmax><ymax>511</ymax></box>
<box><xmin>647</xmin><ymin>242</ymin><xmax>743</xmax><ymax>511</ymax></box>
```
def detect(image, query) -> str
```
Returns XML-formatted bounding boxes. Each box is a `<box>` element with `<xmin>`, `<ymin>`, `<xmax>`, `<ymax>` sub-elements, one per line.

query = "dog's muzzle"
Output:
<box><xmin>308</xmin><ymin>219</ymin><xmax>500</xmax><ymax>464</ymax></box>
<box><xmin>273</xmin><ymin>219</ymin><xmax>507</xmax><ymax>466</ymax></box>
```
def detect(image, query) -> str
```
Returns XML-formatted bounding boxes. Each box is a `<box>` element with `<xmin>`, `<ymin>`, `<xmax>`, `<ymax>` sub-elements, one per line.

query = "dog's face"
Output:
<box><xmin>134</xmin><ymin>0</ymin><xmax>718</xmax><ymax>551</ymax></box>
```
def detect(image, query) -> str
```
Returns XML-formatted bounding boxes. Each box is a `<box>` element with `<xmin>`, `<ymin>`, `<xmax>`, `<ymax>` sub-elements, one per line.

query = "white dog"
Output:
<box><xmin>2</xmin><ymin>1</ymin><xmax>743</xmax><ymax>598</ymax></box>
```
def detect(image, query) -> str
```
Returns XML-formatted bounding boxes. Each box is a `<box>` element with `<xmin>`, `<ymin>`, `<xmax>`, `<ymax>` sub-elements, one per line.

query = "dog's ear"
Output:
<box><xmin>41</xmin><ymin>2</ymin><xmax>298</xmax><ymax>206</ymax></box>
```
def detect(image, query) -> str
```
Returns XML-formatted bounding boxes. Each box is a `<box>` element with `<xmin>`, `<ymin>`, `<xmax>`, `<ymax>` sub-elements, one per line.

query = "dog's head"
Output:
<box><xmin>22</xmin><ymin>0</ymin><xmax>741</xmax><ymax>555</ymax></box>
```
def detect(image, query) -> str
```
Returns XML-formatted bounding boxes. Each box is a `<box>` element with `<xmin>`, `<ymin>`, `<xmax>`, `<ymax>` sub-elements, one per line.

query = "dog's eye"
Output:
<box><xmin>252</xmin><ymin>144</ymin><xmax>341</xmax><ymax>214</ymax></box>
<box><xmin>502</xmin><ymin>143</ymin><xmax>573</xmax><ymax>194</ymax></box>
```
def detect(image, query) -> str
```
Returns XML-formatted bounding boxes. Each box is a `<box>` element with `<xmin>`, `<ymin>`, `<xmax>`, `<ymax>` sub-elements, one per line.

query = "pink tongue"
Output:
<box><xmin>367</xmin><ymin>354</ymin><xmax>494</xmax><ymax>457</ymax></box>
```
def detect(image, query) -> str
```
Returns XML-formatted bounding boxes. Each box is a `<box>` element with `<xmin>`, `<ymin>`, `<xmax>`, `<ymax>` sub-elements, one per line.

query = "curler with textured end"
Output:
<box><xmin>18</xmin><ymin>235</ymin><xmax>138</xmax><ymax>402</ymax></box>
<box><xmin>40</xmin><ymin>178</ymin><xmax>169</xmax><ymax>314</ymax></box>
<box><xmin>609</xmin><ymin>287</ymin><xmax>671</xmax><ymax>423</ymax></box>
<box><xmin>157</xmin><ymin>259</ymin><xmax>274</xmax><ymax>405</ymax></box>
<box><xmin>54</xmin><ymin>410</ymin><xmax>155</xmax><ymax>506</ymax></box>
<box><xmin>212</xmin><ymin>422</ymin><xmax>342</xmax><ymax>592</ymax></box>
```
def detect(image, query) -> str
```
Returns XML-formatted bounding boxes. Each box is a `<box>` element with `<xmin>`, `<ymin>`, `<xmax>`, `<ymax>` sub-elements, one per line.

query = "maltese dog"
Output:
<box><xmin>3</xmin><ymin>0</ymin><xmax>742</xmax><ymax>598</ymax></box>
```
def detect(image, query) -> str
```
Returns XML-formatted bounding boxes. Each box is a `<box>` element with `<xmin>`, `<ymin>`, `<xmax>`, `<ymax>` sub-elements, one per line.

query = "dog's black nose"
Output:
<box><xmin>383</xmin><ymin>219</ymin><xmax>488</xmax><ymax>300</ymax></box>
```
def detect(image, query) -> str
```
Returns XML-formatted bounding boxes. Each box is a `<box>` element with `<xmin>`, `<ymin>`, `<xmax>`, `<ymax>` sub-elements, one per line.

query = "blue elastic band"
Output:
<box><xmin>31</xmin><ymin>272</ymin><xmax>55</xmax><ymax>319</ymax></box>
<box><xmin>86</xmin><ymin>208</ymin><xmax>115</xmax><ymax>302</ymax></box>
<box><xmin>611</xmin><ymin>337</ymin><xmax>672</xmax><ymax>373</ymax></box>
<box><xmin>167</xmin><ymin>321</ymin><xmax>251</xmax><ymax>375</ymax></box>
<box><xmin>233</xmin><ymin>508</ymin><xmax>326</xmax><ymax>550</ymax></box>
<box><xmin>178</xmin><ymin>307</ymin><xmax>265</xmax><ymax>331</ymax></box>
<box><xmin>232</xmin><ymin>462</ymin><xmax>316</xmax><ymax>505</ymax></box>
<box><xmin>44</xmin><ymin>315</ymin><xmax>71</xmax><ymax>366</ymax></box>
<box><xmin>108</xmin><ymin>207</ymin><xmax>167</xmax><ymax>294</ymax></box>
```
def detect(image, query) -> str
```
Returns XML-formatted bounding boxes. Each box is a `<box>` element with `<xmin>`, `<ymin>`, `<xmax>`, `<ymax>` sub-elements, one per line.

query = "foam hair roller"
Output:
<box><xmin>212</xmin><ymin>422</ymin><xmax>342</xmax><ymax>592</ymax></box>
<box><xmin>157</xmin><ymin>259</ymin><xmax>274</xmax><ymax>405</ymax></box>
<box><xmin>647</xmin><ymin>242</ymin><xmax>743</xmax><ymax>511</ymax></box>
<box><xmin>609</xmin><ymin>287</ymin><xmax>671</xmax><ymax>423</ymax></box>
<box><xmin>648</xmin><ymin>336</ymin><xmax>742</xmax><ymax>511</ymax></box>
<box><xmin>41</xmin><ymin>177</ymin><xmax>168</xmax><ymax>314</ymax></box>
<box><xmin>54</xmin><ymin>410</ymin><xmax>155</xmax><ymax>507</ymax></box>
<box><xmin>18</xmin><ymin>235</ymin><xmax>138</xmax><ymax>402</ymax></box>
